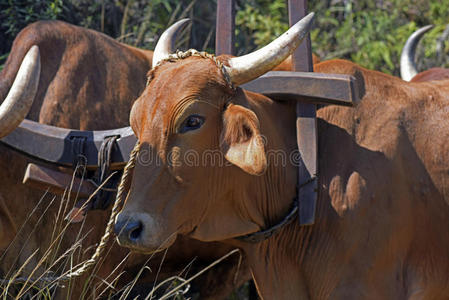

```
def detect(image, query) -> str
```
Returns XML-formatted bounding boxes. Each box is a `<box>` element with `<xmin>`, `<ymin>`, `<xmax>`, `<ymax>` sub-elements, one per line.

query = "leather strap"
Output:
<box><xmin>235</xmin><ymin>176</ymin><xmax>317</xmax><ymax>243</ymax></box>
<box><xmin>235</xmin><ymin>198</ymin><xmax>298</xmax><ymax>243</ymax></box>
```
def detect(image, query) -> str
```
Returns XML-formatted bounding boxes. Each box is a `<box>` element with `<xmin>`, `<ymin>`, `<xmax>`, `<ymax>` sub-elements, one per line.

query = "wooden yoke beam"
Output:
<box><xmin>288</xmin><ymin>0</ymin><xmax>318</xmax><ymax>225</ymax></box>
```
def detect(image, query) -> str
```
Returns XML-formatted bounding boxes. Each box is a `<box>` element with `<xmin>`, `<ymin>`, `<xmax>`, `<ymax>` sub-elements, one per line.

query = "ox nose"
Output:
<box><xmin>114</xmin><ymin>216</ymin><xmax>144</xmax><ymax>245</ymax></box>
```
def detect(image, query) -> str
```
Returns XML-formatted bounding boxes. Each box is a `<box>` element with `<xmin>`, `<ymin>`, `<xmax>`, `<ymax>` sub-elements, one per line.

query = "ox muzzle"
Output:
<box><xmin>114</xmin><ymin>211</ymin><xmax>176</xmax><ymax>251</ymax></box>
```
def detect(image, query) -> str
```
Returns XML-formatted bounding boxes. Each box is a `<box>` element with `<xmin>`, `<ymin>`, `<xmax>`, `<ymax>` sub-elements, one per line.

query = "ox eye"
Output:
<box><xmin>179</xmin><ymin>114</ymin><xmax>205</xmax><ymax>133</ymax></box>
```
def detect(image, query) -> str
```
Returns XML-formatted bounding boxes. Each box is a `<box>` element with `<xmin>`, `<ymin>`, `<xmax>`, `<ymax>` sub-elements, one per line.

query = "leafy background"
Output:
<box><xmin>0</xmin><ymin>0</ymin><xmax>448</xmax><ymax>76</ymax></box>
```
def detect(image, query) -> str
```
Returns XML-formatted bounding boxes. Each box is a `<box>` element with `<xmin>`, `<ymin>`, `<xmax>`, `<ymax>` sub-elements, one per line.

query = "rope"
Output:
<box><xmin>57</xmin><ymin>141</ymin><xmax>140</xmax><ymax>280</ymax></box>
<box><xmin>0</xmin><ymin>141</ymin><xmax>141</xmax><ymax>286</ymax></box>
<box><xmin>147</xmin><ymin>49</ymin><xmax>235</xmax><ymax>91</ymax></box>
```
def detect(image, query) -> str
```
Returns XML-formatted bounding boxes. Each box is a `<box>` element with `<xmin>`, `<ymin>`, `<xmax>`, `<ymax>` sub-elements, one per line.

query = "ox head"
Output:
<box><xmin>114</xmin><ymin>13</ymin><xmax>315</xmax><ymax>252</ymax></box>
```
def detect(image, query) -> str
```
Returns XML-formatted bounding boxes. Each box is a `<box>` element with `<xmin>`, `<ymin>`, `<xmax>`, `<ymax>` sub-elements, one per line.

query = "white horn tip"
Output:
<box><xmin>226</xmin><ymin>12</ymin><xmax>316</xmax><ymax>86</ymax></box>
<box><xmin>152</xmin><ymin>18</ymin><xmax>191</xmax><ymax>67</ymax></box>
<box><xmin>291</xmin><ymin>12</ymin><xmax>315</xmax><ymax>31</ymax></box>
<box><xmin>400</xmin><ymin>24</ymin><xmax>434</xmax><ymax>81</ymax></box>
<box><xmin>0</xmin><ymin>45</ymin><xmax>40</xmax><ymax>138</ymax></box>
<box><xmin>26</xmin><ymin>45</ymin><xmax>40</xmax><ymax>64</ymax></box>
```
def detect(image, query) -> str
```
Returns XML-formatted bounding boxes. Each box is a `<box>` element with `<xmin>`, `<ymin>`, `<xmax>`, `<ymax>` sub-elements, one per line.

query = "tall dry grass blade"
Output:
<box><xmin>14</xmin><ymin>229</ymin><xmax>91</xmax><ymax>299</ymax></box>
<box><xmin>95</xmin><ymin>252</ymin><xmax>131</xmax><ymax>299</ymax></box>
<box><xmin>2</xmin><ymin>144</ymin><xmax>136</xmax><ymax>297</ymax></box>
<box><xmin>34</xmin><ymin>229</ymin><xmax>93</xmax><ymax>290</ymax></box>
<box><xmin>147</xmin><ymin>276</ymin><xmax>190</xmax><ymax>300</ymax></box>
<box><xmin>118</xmin><ymin>266</ymin><xmax>152</xmax><ymax>300</ymax></box>
<box><xmin>120</xmin><ymin>237</ymin><xmax>175</xmax><ymax>300</ymax></box>
<box><xmin>0</xmin><ymin>189</ymin><xmax>49</xmax><ymax>263</ymax></box>
<box><xmin>149</xmin><ymin>247</ymin><xmax>169</xmax><ymax>298</ymax></box>
<box><xmin>6</xmin><ymin>216</ymin><xmax>91</xmax><ymax>297</ymax></box>
<box><xmin>110</xmin><ymin>256</ymin><xmax>152</xmax><ymax>299</ymax></box>
<box><xmin>2</xmin><ymin>194</ymin><xmax>56</xmax><ymax>282</ymax></box>
<box><xmin>96</xmin><ymin>271</ymin><xmax>126</xmax><ymax>299</ymax></box>
<box><xmin>150</xmin><ymin>249</ymin><xmax>241</xmax><ymax>300</ymax></box>
<box><xmin>29</xmin><ymin>171</ymin><xmax>120</xmax><ymax>285</ymax></box>
<box><xmin>79</xmin><ymin>231</ymin><xmax>119</xmax><ymax>299</ymax></box>
<box><xmin>157</xmin><ymin>256</ymin><xmax>197</xmax><ymax>298</ymax></box>
<box><xmin>47</xmin><ymin>187</ymin><xmax>68</xmax><ymax>266</ymax></box>
<box><xmin>0</xmin><ymin>248</ymin><xmax>39</xmax><ymax>298</ymax></box>
<box><xmin>47</xmin><ymin>162</ymin><xmax>87</xmax><ymax>270</ymax></box>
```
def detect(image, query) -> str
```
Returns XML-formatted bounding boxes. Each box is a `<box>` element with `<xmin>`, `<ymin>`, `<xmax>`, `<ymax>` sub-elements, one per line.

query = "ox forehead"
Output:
<box><xmin>150</xmin><ymin>56</ymin><xmax>232</xmax><ymax>101</ymax></box>
<box><xmin>135</xmin><ymin>57</ymin><xmax>231</xmax><ymax>127</ymax></box>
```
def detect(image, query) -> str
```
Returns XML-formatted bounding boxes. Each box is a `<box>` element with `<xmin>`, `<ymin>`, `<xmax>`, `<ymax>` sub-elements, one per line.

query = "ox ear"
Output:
<box><xmin>220</xmin><ymin>104</ymin><xmax>267</xmax><ymax>175</ymax></box>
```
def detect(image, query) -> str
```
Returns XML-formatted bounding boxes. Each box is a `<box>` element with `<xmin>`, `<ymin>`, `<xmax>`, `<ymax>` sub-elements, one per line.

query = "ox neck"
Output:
<box><xmin>235</xmin><ymin>196</ymin><xmax>298</xmax><ymax>243</ymax></box>
<box><xmin>234</xmin><ymin>221</ymin><xmax>313</xmax><ymax>299</ymax></box>
<box><xmin>226</xmin><ymin>96</ymin><xmax>315</xmax><ymax>298</ymax></box>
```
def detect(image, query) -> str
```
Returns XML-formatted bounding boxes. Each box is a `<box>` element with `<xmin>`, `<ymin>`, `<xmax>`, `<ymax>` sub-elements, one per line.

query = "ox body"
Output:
<box><xmin>0</xmin><ymin>20</ymin><xmax>250</xmax><ymax>299</ymax></box>
<box><xmin>115</xmin><ymin>14</ymin><xmax>449</xmax><ymax>299</ymax></box>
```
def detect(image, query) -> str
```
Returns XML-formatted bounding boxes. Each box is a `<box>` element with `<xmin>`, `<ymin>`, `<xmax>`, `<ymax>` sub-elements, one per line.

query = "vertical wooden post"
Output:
<box><xmin>215</xmin><ymin>0</ymin><xmax>235</xmax><ymax>55</ymax></box>
<box><xmin>288</xmin><ymin>0</ymin><xmax>313</xmax><ymax>72</ymax></box>
<box><xmin>288</xmin><ymin>0</ymin><xmax>318</xmax><ymax>225</ymax></box>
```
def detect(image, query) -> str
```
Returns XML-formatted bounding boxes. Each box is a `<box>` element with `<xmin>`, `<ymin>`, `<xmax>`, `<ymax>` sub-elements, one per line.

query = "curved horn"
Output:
<box><xmin>152</xmin><ymin>19</ymin><xmax>190</xmax><ymax>67</ymax></box>
<box><xmin>400</xmin><ymin>25</ymin><xmax>434</xmax><ymax>81</ymax></box>
<box><xmin>225</xmin><ymin>12</ymin><xmax>315</xmax><ymax>86</ymax></box>
<box><xmin>0</xmin><ymin>45</ymin><xmax>40</xmax><ymax>138</ymax></box>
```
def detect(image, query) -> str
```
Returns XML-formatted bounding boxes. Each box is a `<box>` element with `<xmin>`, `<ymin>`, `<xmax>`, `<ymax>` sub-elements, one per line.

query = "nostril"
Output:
<box><xmin>128</xmin><ymin>221</ymin><xmax>143</xmax><ymax>241</ymax></box>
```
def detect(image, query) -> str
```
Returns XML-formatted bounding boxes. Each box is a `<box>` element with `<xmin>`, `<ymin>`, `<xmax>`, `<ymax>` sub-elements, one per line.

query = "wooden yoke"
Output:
<box><xmin>288</xmin><ymin>0</ymin><xmax>317</xmax><ymax>225</ymax></box>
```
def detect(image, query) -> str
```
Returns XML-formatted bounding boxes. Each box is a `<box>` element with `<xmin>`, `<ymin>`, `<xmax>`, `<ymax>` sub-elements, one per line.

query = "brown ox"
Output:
<box><xmin>0</xmin><ymin>20</ymin><xmax>249</xmax><ymax>298</ymax></box>
<box><xmin>400</xmin><ymin>25</ymin><xmax>449</xmax><ymax>82</ymax></box>
<box><xmin>115</xmin><ymin>13</ymin><xmax>449</xmax><ymax>299</ymax></box>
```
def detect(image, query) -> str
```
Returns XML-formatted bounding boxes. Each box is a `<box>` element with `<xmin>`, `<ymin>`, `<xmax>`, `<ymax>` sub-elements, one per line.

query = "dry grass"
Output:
<box><xmin>0</xmin><ymin>165</ymin><xmax>250</xmax><ymax>300</ymax></box>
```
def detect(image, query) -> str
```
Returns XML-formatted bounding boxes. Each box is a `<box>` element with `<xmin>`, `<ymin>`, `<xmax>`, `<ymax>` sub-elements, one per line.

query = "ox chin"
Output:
<box><xmin>119</xmin><ymin>237</ymin><xmax>177</xmax><ymax>255</ymax></box>
<box><xmin>114</xmin><ymin>211</ymin><xmax>177</xmax><ymax>253</ymax></box>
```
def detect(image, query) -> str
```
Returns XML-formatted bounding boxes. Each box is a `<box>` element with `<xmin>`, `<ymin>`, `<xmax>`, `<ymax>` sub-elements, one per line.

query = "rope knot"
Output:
<box><xmin>148</xmin><ymin>48</ymin><xmax>235</xmax><ymax>91</ymax></box>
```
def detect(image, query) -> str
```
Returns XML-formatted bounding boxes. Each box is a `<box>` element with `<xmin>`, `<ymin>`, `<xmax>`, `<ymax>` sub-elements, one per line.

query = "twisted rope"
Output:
<box><xmin>147</xmin><ymin>49</ymin><xmax>235</xmax><ymax>91</ymax></box>
<box><xmin>0</xmin><ymin>141</ymin><xmax>141</xmax><ymax>286</ymax></box>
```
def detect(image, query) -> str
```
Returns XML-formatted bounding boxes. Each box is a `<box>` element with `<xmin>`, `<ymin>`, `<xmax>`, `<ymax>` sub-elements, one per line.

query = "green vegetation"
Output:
<box><xmin>0</xmin><ymin>0</ymin><xmax>448</xmax><ymax>74</ymax></box>
<box><xmin>236</xmin><ymin>0</ymin><xmax>449</xmax><ymax>75</ymax></box>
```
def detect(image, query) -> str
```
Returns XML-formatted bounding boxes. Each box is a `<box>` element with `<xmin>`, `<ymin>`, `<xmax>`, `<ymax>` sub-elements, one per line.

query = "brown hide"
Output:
<box><xmin>410</xmin><ymin>67</ymin><xmax>449</xmax><ymax>82</ymax></box>
<box><xmin>119</xmin><ymin>55</ymin><xmax>449</xmax><ymax>299</ymax></box>
<box><xmin>0</xmin><ymin>20</ymin><xmax>151</xmax><ymax>130</ymax></box>
<box><xmin>0</xmin><ymin>21</ymin><xmax>249</xmax><ymax>299</ymax></box>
